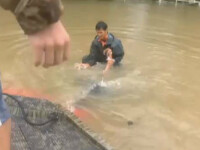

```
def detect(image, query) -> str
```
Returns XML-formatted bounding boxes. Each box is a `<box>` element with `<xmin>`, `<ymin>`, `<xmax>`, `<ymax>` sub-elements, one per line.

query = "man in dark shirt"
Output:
<box><xmin>75</xmin><ymin>21</ymin><xmax>124</xmax><ymax>75</ymax></box>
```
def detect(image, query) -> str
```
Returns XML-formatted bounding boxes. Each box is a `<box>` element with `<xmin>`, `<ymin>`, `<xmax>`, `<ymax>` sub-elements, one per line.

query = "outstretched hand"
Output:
<box><xmin>74</xmin><ymin>63</ymin><xmax>90</xmax><ymax>70</ymax></box>
<box><xmin>28</xmin><ymin>20</ymin><xmax>70</xmax><ymax>68</ymax></box>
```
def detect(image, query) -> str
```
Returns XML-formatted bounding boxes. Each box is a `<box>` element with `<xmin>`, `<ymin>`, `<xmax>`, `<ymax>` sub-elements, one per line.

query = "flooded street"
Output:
<box><xmin>1</xmin><ymin>0</ymin><xmax>200</xmax><ymax>150</ymax></box>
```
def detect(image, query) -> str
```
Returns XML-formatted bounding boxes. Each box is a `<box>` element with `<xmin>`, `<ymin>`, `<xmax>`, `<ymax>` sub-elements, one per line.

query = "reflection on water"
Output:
<box><xmin>1</xmin><ymin>0</ymin><xmax>200</xmax><ymax>150</ymax></box>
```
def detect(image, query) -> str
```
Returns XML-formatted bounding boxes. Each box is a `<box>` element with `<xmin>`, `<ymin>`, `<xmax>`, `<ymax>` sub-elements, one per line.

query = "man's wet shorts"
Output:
<box><xmin>0</xmin><ymin>81</ymin><xmax>10</xmax><ymax>126</ymax></box>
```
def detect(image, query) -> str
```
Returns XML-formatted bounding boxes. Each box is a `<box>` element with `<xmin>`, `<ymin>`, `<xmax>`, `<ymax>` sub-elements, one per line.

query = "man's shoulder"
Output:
<box><xmin>111</xmin><ymin>37</ymin><xmax>122</xmax><ymax>47</ymax></box>
<box><xmin>91</xmin><ymin>37</ymin><xmax>99</xmax><ymax>45</ymax></box>
<box><xmin>108</xmin><ymin>33</ymin><xmax>121</xmax><ymax>42</ymax></box>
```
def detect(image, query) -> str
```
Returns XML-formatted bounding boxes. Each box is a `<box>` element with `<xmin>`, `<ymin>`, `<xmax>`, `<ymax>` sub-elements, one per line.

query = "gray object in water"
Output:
<box><xmin>88</xmin><ymin>83</ymin><xmax>108</xmax><ymax>95</ymax></box>
<box><xmin>4</xmin><ymin>94</ymin><xmax>113</xmax><ymax>150</ymax></box>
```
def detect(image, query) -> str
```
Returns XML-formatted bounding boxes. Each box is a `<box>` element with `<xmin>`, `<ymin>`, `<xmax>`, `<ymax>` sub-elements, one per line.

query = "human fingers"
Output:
<box><xmin>43</xmin><ymin>43</ymin><xmax>54</xmax><ymax>68</ymax></box>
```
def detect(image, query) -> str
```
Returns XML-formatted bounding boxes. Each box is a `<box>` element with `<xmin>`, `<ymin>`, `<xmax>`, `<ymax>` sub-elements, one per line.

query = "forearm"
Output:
<box><xmin>0</xmin><ymin>0</ymin><xmax>63</xmax><ymax>35</ymax></box>
<box><xmin>104</xmin><ymin>59</ymin><xmax>115</xmax><ymax>72</ymax></box>
<box><xmin>103</xmin><ymin>48</ymin><xmax>115</xmax><ymax>72</ymax></box>
<box><xmin>82</xmin><ymin>54</ymin><xmax>97</xmax><ymax>67</ymax></box>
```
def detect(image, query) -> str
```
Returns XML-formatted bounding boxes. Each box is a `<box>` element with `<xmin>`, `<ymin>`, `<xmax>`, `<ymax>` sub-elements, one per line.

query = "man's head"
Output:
<box><xmin>95</xmin><ymin>21</ymin><xmax>108</xmax><ymax>40</ymax></box>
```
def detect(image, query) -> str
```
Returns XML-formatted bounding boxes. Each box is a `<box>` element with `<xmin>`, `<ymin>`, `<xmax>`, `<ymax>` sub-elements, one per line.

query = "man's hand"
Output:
<box><xmin>28</xmin><ymin>20</ymin><xmax>70</xmax><ymax>68</ymax></box>
<box><xmin>103</xmin><ymin>48</ymin><xmax>112</xmax><ymax>57</ymax></box>
<box><xmin>74</xmin><ymin>63</ymin><xmax>90</xmax><ymax>70</ymax></box>
<box><xmin>102</xmin><ymin>48</ymin><xmax>115</xmax><ymax>76</ymax></box>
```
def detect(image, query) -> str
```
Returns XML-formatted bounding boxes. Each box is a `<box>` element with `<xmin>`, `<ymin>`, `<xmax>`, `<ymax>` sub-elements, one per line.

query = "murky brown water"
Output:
<box><xmin>1</xmin><ymin>0</ymin><xmax>200</xmax><ymax>150</ymax></box>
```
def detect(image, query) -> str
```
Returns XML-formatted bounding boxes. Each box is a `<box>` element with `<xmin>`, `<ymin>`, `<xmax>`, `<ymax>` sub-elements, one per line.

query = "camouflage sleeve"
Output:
<box><xmin>0</xmin><ymin>0</ymin><xmax>63</xmax><ymax>35</ymax></box>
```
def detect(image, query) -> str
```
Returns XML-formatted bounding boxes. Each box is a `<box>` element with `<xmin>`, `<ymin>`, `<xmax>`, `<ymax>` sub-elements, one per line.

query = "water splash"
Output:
<box><xmin>77</xmin><ymin>79</ymin><xmax>121</xmax><ymax>100</ymax></box>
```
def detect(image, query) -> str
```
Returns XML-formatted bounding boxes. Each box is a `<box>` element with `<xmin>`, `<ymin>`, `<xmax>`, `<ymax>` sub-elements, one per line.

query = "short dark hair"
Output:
<box><xmin>95</xmin><ymin>21</ymin><xmax>108</xmax><ymax>30</ymax></box>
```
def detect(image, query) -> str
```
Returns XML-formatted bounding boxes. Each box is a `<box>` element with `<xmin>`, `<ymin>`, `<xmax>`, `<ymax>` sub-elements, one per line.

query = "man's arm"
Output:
<box><xmin>0</xmin><ymin>0</ymin><xmax>70</xmax><ymax>68</ymax></box>
<box><xmin>75</xmin><ymin>41</ymin><xmax>98</xmax><ymax>70</ymax></box>
<box><xmin>103</xmin><ymin>48</ymin><xmax>115</xmax><ymax>75</ymax></box>
<box><xmin>103</xmin><ymin>40</ymin><xmax>124</xmax><ymax>75</ymax></box>
<box><xmin>112</xmin><ymin>39</ymin><xmax>124</xmax><ymax>64</ymax></box>
<box><xmin>85</xmin><ymin>41</ymin><xmax>98</xmax><ymax>66</ymax></box>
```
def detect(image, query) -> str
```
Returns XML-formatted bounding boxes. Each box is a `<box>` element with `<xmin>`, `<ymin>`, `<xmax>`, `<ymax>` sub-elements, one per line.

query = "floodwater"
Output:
<box><xmin>1</xmin><ymin>0</ymin><xmax>200</xmax><ymax>150</ymax></box>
